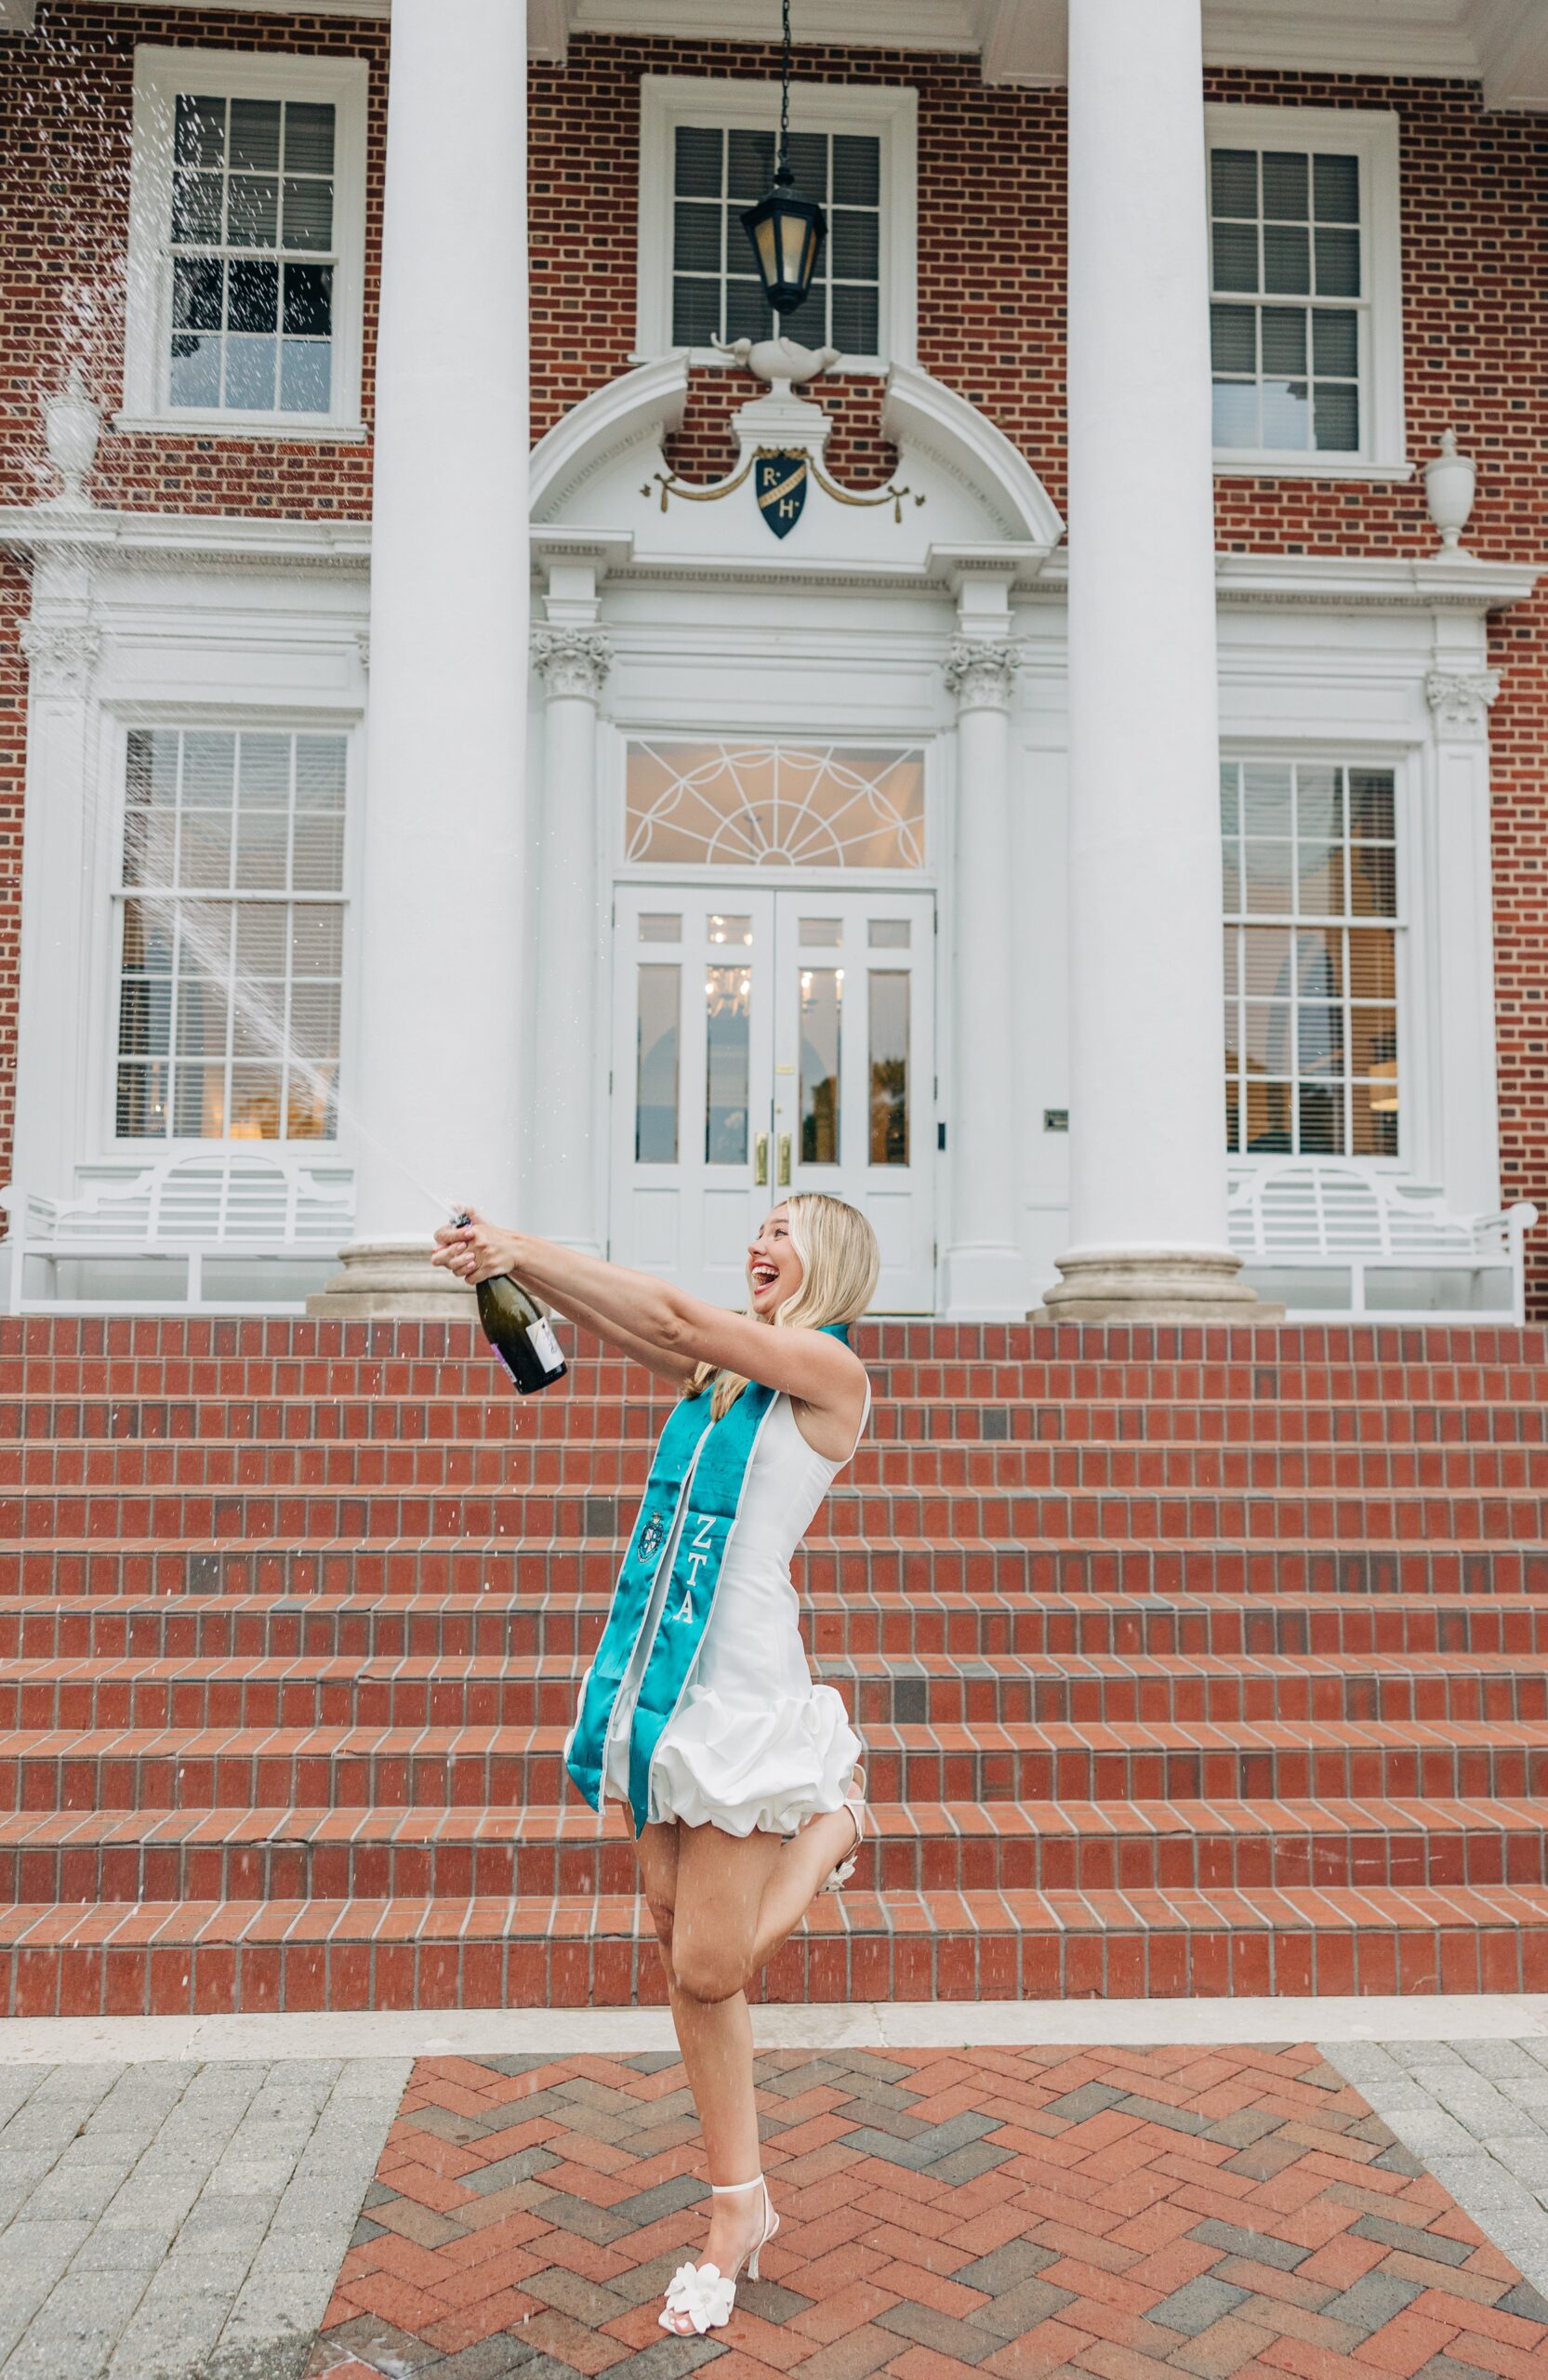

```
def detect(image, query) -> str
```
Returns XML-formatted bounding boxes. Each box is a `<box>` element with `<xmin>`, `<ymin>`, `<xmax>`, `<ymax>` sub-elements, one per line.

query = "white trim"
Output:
<box><xmin>635</xmin><ymin>73</ymin><xmax>919</xmax><ymax>374</ymax></box>
<box><xmin>1204</xmin><ymin>101</ymin><xmax>1406</xmax><ymax>477</ymax></box>
<box><xmin>112</xmin><ymin>415</ymin><xmax>369</xmax><ymax>444</ymax></box>
<box><xmin>121</xmin><ymin>44</ymin><xmax>369</xmax><ymax>436</ymax></box>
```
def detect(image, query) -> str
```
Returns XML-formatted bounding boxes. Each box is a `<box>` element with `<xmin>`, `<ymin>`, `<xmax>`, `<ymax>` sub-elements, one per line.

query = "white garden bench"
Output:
<box><xmin>2</xmin><ymin>1151</ymin><xmax>354</xmax><ymax>1313</ymax></box>
<box><xmin>1227</xmin><ymin>1162</ymin><xmax>1538</xmax><ymax>1322</ymax></box>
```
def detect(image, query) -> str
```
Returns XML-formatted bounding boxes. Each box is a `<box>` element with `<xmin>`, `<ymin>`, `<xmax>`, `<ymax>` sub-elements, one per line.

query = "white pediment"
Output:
<box><xmin>529</xmin><ymin>356</ymin><xmax>1064</xmax><ymax>579</ymax></box>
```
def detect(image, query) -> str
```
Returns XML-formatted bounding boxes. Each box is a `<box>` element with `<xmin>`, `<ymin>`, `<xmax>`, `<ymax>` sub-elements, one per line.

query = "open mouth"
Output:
<box><xmin>749</xmin><ymin>1263</ymin><xmax>780</xmax><ymax>1292</ymax></box>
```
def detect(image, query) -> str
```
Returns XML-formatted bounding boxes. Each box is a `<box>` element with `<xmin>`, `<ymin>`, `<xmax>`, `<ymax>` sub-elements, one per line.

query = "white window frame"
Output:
<box><xmin>101</xmin><ymin>708</ymin><xmax>360</xmax><ymax>1156</ymax></box>
<box><xmin>614</xmin><ymin>731</ymin><xmax>935</xmax><ymax>886</ymax></box>
<box><xmin>635</xmin><ymin>73</ymin><xmax>919</xmax><ymax>375</ymax></box>
<box><xmin>1220</xmin><ymin>743</ymin><xmax>1420</xmax><ymax>1175</ymax></box>
<box><xmin>1205</xmin><ymin>104</ymin><xmax>1408</xmax><ymax>481</ymax></box>
<box><xmin>120</xmin><ymin>44</ymin><xmax>369</xmax><ymax>439</ymax></box>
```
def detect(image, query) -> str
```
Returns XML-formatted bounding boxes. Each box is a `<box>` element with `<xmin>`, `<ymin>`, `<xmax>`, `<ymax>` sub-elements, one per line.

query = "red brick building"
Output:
<box><xmin>2</xmin><ymin>0</ymin><xmax>1546</xmax><ymax>1322</ymax></box>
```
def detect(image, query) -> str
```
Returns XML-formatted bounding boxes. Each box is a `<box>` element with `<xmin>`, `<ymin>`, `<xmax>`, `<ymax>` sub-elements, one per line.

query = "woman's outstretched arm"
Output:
<box><xmin>433</xmin><ymin>1211</ymin><xmax>863</xmax><ymax>1420</ymax></box>
<box><xmin>536</xmin><ymin>1279</ymin><xmax>698</xmax><ymax>1388</ymax></box>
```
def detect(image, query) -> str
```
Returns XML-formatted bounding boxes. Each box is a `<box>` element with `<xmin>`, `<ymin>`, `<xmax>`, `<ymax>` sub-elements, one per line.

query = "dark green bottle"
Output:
<box><xmin>454</xmin><ymin>1213</ymin><xmax>567</xmax><ymax>1395</ymax></box>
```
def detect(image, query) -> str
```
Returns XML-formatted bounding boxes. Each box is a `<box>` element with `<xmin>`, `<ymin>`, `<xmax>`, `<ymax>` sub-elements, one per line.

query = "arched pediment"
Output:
<box><xmin>529</xmin><ymin>355</ymin><xmax>1064</xmax><ymax>574</ymax></box>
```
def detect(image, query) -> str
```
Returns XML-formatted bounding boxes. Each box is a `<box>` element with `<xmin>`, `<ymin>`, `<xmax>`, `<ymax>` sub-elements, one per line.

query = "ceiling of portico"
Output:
<box><xmin>13</xmin><ymin>0</ymin><xmax>1547</xmax><ymax>105</ymax></box>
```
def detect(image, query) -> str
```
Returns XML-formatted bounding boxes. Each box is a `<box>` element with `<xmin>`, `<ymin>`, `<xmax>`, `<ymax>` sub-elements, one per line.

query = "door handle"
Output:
<box><xmin>777</xmin><ymin>1132</ymin><xmax>792</xmax><ymax>1187</ymax></box>
<box><xmin>754</xmin><ymin>1130</ymin><xmax>769</xmax><ymax>1185</ymax></box>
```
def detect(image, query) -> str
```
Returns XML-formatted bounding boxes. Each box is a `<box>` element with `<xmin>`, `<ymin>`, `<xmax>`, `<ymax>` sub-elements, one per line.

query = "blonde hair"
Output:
<box><xmin>686</xmin><ymin>1193</ymin><xmax>880</xmax><ymax>1420</ymax></box>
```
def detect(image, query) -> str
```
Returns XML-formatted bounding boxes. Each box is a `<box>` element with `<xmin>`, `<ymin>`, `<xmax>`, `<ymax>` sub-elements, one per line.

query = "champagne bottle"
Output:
<box><xmin>454</xmin><ymin>1212</ymin><xmax>567</xmax><ymax>1395</ymax></box>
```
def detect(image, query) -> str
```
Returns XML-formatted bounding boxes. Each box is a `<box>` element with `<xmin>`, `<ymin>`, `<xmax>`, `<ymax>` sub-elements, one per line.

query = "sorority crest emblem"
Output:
<box><xmin>638</xmin><ymin>1513</ymin><xmax>668</xmax><ymax>1566</ymax></box>
<box><xmin>756</xmin><ymin>450</ymin><xmax>808</xmax><ymax>539</ymax></box>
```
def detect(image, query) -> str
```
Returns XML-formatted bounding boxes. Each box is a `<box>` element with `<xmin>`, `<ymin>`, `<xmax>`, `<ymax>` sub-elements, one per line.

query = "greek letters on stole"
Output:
<box><xmin>563</xmin><ymin>1326</ymin><xmax>851</xmax><ymax>1837</ymax></box>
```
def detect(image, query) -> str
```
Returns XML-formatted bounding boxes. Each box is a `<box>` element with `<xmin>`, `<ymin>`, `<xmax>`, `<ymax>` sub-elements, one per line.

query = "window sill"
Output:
<box><xmin>112</xmin><ymin>413</ymin><xmax>370</xmax><ymax>444</ymax></box>
<box><xmin>1214</xmin><ymin>456</ymin><xmax>1415</xmax><ymax>483</ymax></box>
<box><xmin>628</xmin><ymin>348</ymin><xmax>892</xmax><ymax>379</ymax></box>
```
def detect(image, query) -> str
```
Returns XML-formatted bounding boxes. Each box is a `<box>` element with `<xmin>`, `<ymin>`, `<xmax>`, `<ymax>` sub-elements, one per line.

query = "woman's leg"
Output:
<box><xmin>746</xmin><ymin>1804</ymin><xmax>860</xmax><ymax>1972</ymax></box>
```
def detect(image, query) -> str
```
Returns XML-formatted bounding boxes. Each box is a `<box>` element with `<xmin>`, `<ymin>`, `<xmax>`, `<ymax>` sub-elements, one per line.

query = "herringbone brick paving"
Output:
<box><xmin>8</xmin><ymin>1316</ymin><xmax>1548</xmax><ymax>2010</ymax></box>
<box><xmin>305</xmin><ymin>2043</ymin><xmax>1548</xmax><ymax>2380</ymax></box>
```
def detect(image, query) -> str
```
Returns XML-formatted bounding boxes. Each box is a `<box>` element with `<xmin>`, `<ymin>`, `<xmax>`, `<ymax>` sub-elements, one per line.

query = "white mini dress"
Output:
<box><xmin>602</xmin><ymin>1383</ymin><xmax>869</xmax><ymax>1835</ymax></box>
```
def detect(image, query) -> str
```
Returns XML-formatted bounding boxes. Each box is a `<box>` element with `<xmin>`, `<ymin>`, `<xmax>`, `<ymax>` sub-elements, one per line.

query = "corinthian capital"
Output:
<box><xmin>944</xmin><ymin>635</ymin><xmax>1018</xmax><ymax>713</ymax></box>
<box><xmin>20</xmin><ymin>619</ymin><xmax>101</xmax><ymax>697</ymax></box>
<box><xmin>534</xmin><ymin>628</ymin><xmax>613</xmax><ymax>701</ymax></box>
<box><xmin>1425</xmin><ymin>666</ymin><xmax>1501</xmax><ymax>736</ymax></box>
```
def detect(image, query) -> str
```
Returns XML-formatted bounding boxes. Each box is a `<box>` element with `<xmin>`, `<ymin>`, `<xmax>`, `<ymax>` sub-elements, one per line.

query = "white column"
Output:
<box><xmin>530</xmin><ymin>628</ymin><xmax>611</xmax><ymax>1254</ymax></box>
<box><xmin>1427</xmin><ymin>651</ymin><xmax>1503</xmax><ymax>1216</ymax></box>
<box><xmin>942</xmin><ymin>627</ymin><xmax>1031</xmax><ymax>1319</ymax></box>
<box><xmin>313</xmin><ymin>0</ymin><xmax>528</xmax><ymax>1314</ymax></box>
<box><xmin>1044</xmin><ymin>0</ymin><xmax>1261</xmax><ymax>1321</ymax></box>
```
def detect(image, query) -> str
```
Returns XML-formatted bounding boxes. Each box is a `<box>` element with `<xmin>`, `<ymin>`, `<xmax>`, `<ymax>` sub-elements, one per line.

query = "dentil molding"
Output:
<box><xmin>1425</xmin><ymin>666</ymin><xmax>1502</xmax><ymax>734</ymax></box>
<box><xmin>20</xmin><ymin>620</ymin><xmax>101</xmax><ymax>697</ymax></box>
<box><xmin>943</xmin><ymin>634</ymin><xmax>1018</xmax><ymax>711</ymax></box>
<box><xmin>533</xmin><ymin>628</ymin><xmax>613</xmax><ymax>700</ymax></box>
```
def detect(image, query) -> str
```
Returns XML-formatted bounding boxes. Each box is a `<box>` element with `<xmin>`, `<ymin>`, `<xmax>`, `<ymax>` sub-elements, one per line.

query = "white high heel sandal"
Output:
<box><xmin>658</xmin><ymin>2175</ymin><xmax>779</xmax><ymax>2335</ymax></box>
<box><xmin>824</xmin><ymin>1765</ymin><xmax>868</xmax><ymax>1892</ymax></box>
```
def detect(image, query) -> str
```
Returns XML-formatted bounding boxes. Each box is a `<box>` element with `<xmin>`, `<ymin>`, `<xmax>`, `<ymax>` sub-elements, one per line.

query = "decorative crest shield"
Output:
<box><xmin>755</xmin><ymin>450</ymin><xmax>808</xmax><ymax>539</ymax></box>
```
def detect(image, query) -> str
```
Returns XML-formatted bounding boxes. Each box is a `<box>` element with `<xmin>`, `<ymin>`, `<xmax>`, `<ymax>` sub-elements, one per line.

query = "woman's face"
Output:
<box><xmin>747</xmin><ymin>1206</ymin><xmax>803</xmax><ymax>1318</ymax></box>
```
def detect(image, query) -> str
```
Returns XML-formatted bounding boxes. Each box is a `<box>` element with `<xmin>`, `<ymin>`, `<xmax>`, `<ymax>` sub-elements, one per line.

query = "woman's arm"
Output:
<box><xmin>434</xmin><ymin>1212</ymin><xmax>863</xmax><ymax>1417</ymax></box>
<box><xmin>541</xmin><ymin>1281</ymin><xmax>699</xmax><ymax>1388</ymax></box>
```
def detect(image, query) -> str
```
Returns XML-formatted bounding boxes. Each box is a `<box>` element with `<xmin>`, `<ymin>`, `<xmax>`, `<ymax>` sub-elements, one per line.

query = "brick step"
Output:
<box><xmin>6</xmin><ymin>1591</ymin><xmax>1544</xmax><ymax>1663</ymax></box>
<box><xmin>8</xmin><ymin>1715</ymin><xmax>1548</xmax><ymax>1812</ymax></box>
<box><xmin>10</xmin><ymin>1483</ymin><xmax>1548</xmax><ymax>1546</ymax></box>
<box><xmin>5</xmin><ymin>1878</ymin><xmax>1548</xmax><ymax>2012</ymax></box>
<box><xmin>6</xmin><ymin>1647</ymin><xmax>1548</xmax><ymax>1734</ymax></box>
<box><xmin>6</xmin><ymin>1794</ymin><xmax>1548</xmax><ymax>1907</ymax></box>
<box><xmin>15</xmin><ymin>1439</ymin><xmax>1548</xmax><ymax>1495</ymax></box>
<box><xmin>6</xmin><ymin>1537</ymin><xmax>1543</xmax><ymax>1598</ymax></box>
<box><xmin>9</xmin><ymin>1397</ymin><xmax>1548</xmax><ymax>1452</ymax></box>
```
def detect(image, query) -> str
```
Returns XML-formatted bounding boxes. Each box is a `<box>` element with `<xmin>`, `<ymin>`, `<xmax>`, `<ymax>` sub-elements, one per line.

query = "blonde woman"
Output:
<box><xmin>433</xmin><ymin>1194</ymin><xmax>878</xmax><ymax>2336</ymax></box>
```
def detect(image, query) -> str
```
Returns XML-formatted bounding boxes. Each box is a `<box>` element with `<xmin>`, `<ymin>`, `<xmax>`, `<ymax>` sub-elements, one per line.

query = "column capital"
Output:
<box><xmin>944</xmin><ymin>635</ymin><xmax>1018</xmax><ymax>713</ymax></box>
<box><xmin>20</xmin><ymin>618</ymin><xmax>99</xmax><ymax>697</ymax></box>
<box><xmin>1426</xmin><ymin>666</ymin><xmax>1500</xmax><ymax>736</ymax></box>
<box><xmin>534</xmin><ymin>627</ymin><xmax>613</xmax><ymax>701</ymax></box>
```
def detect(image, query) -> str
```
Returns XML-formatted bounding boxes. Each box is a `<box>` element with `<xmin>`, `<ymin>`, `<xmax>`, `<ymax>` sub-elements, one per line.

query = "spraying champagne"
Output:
<box><xmin>453</xmin><ymin>1211</ymin><xmax>568</xmax><ymax>1395</ymax></box>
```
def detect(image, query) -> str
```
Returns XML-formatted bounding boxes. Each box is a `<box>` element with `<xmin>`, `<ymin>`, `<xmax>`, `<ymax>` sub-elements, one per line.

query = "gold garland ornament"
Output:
<box><xmin>643</xmin><ymin>445</ymin><xmax>923</xmax><ymax>525</ymax></box>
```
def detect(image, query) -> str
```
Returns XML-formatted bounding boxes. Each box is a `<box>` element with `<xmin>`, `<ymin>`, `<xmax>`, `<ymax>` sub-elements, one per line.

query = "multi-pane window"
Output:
<box><xmin>670</xmin><ymin>126</ymin><xmax>881</xmax><ymax>353</ymax></box>
<box><xmin>115</xmin><ymin>728</ymin><xmax>347</xmax><ymax>1143</ymax></box>
<box><xmin>626</xmin><ymin>743</ymin><xmax>924</xmax><ymax>869</ymax></box>
<box><xmin>1222</xmin><ymin>760</ymin><xmax>1400</xmax><ymax>1161</ymax></box>
<box><xmin>1210</xmin><ymin>143</ymin><xmax>1364</xmax><ymax>456</ymax></box>
<box><xmin>168</xmin><ymin>92</ymin><xmax>337</xmax><ymax>415</ymax></box>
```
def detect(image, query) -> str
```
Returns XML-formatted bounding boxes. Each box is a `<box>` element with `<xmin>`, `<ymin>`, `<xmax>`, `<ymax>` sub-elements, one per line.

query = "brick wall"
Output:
<box><xmin>1</xmin><ymin>9</ymin><xmax>1546</xmax><ymax>1303</ymax></box>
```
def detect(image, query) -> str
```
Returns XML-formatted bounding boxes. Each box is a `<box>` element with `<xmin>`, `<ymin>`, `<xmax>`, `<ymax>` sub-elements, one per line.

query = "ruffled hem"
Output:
<box><xmin>645</xmin><ymin>1682</ymin><xmax>861</xmax><ymax>1837</ymax></box>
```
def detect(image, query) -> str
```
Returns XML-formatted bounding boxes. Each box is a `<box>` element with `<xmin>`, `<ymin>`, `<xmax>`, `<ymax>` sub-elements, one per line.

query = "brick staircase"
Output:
<box><xmin>3</xmin><ymin>1315</ymin><xmax>1548</xmax><ymax>2015</ymax></box>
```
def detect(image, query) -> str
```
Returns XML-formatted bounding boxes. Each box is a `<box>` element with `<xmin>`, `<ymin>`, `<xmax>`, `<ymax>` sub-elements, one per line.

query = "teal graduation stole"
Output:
<box><xmin>564</xmin><ymin>1326</ymin><xmax>851</xmax><ymax>1837</ymax></box>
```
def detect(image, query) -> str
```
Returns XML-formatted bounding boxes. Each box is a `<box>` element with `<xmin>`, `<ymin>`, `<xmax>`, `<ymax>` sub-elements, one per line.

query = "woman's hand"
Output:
<box><xmin>430</xmin><ymin>1207</ymin><xmax>522</xmax><ymax>1286</ymax></box>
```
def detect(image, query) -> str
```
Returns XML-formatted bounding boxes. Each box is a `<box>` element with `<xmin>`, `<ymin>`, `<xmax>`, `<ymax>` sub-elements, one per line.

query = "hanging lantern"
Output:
<box><xmin>740</xmin><ymin>0</ymin><xmax>826</xmax><ymax>319</ymax></box>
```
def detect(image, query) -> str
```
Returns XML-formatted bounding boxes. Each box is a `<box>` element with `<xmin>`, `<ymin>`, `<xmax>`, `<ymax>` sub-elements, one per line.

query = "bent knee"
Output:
<box><xmin>672</xmin><ymin>1935</ymin><xmax>748</xmax><ymax>2004</ymax></box>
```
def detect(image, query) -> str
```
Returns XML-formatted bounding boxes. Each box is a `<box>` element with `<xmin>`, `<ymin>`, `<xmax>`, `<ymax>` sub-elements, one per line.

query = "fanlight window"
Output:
<box><xmin>626</xmin><ymin>742</ymin><xmax>925</xmax><ymax>870</ymax></box>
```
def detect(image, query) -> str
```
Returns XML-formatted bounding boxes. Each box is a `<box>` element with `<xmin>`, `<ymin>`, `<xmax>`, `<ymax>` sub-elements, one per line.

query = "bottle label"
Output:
<box><xmin>529</xmin><ymin>1315</ymin><xmax>564</xmax><ymax>1372</ymax></box>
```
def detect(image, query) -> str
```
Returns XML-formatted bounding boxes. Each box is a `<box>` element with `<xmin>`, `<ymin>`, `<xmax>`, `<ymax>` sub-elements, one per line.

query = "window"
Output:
<box><xmin>1222</xmin><ymin>760</ymin><xmax>1401</xmax><ymax>1162</ymax></box>
<box><xmin>671</xmin><ymin>126</ymin><xmax>880</xmax><ymax>352</ymax></box>
<box><xmin>626</xmin><ymin>742</ymin><xmax>925</xmax><ymax>869</ymax></box>
<box><xmin>638</xmin><ymin>76</ymin><xmax>918</xmax><ymax>369</ymax></box>
<box><xmin>123</xmin><ymin>46</ymin><xmax>368</xmax><ymax>432</ymax></box>
<box><xmin>1205</xmin><ymin>106</ymin><xmax>1403</xmax><ymax>472</ymax></box>
<box><xmin>115</xmin><ymin>727</ymin><xmax>348</xmax><ymax>1143</ymax></box>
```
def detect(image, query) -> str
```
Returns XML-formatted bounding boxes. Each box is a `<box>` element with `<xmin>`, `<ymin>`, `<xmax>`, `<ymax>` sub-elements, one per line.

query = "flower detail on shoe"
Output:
<box><xmin>660</xmin><ymin>2259</ymin><xmax>736</xmax><ymax>2334</ymax></box>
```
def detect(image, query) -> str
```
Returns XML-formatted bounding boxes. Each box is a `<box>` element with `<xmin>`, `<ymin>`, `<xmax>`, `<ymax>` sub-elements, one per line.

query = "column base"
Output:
<box><xmin>1032</xmin><ymin>1246</ymin><xmax>1284</xmax><ymax>1325</ymax></box>
<box><xmin>306</xmin><ymin>1240</ymin><xmax>475</xmax><ymax>1319</ymax></box>
<box><xmin>940</xmin><ymin>1242</ymin><xmax>1034</xmax><ymax>1321</ymax></box>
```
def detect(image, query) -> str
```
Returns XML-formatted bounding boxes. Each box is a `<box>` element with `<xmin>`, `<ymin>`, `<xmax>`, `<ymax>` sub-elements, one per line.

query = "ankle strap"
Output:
<box><xmin>709</xmin><ymin>2175</ymin><xmax>764</xmax><ymax>2195</ymax></box>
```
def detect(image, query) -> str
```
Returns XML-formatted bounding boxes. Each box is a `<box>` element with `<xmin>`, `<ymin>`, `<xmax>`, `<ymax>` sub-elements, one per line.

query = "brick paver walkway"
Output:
<box><xmin>306</xmin><ymin>2044</ymin><xmax>1548</xmax><ymax>2380</ymax></box>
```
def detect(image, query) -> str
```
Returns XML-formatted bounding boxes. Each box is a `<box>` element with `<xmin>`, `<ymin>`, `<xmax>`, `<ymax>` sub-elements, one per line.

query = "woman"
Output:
<box><xmin>432</xmin><ymin>1194</ymin><xmax>879</xmax><ymax>2337</ymax></box>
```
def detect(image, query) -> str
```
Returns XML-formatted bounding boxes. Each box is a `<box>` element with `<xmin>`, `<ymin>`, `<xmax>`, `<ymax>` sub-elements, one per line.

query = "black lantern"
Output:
<box><xmin>739</xmin><ymin>0</ymin><xmax>826</xmax><ymax>319</ymax></box>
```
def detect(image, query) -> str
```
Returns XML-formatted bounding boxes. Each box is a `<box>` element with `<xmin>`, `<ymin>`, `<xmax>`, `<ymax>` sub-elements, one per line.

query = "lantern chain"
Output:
<box><xmin>779</xmin><ymin>0</ymin><xmax>791</xmax><ymax>175</ymax></box>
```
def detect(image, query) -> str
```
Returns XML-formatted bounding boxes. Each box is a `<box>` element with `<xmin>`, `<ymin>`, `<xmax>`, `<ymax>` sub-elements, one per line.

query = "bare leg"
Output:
<box><xmin>747</xmin><ymin>1805</ymin><xmax>860</xmax><ymax>1971</ymax></box>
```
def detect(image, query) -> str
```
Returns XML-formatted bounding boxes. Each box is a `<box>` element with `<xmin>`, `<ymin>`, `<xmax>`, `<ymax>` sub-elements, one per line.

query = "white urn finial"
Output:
<box><xmin>42</xmin><ymin>365</ymin><xmax>102</xmax><ymax>509</ymax></box>
<box><xmin>1424</xmin><ymin>426</ymin><xmax>1475</xmax><ymax>554</ymax></box>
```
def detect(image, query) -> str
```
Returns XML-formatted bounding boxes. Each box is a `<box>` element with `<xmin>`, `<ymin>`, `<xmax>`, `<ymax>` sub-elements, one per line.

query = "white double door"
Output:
<box><xmin>611</xmin><ymin>885</ymin><xmax>935</xmax><ymax>1311</ymax></box>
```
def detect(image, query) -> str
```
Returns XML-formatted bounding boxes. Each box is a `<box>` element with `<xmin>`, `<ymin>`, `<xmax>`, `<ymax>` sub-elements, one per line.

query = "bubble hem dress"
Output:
<box><xmin>599</xmin><ymin>1384</ymin><xmax>870</xmax><ymax>1837</ymax></box>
